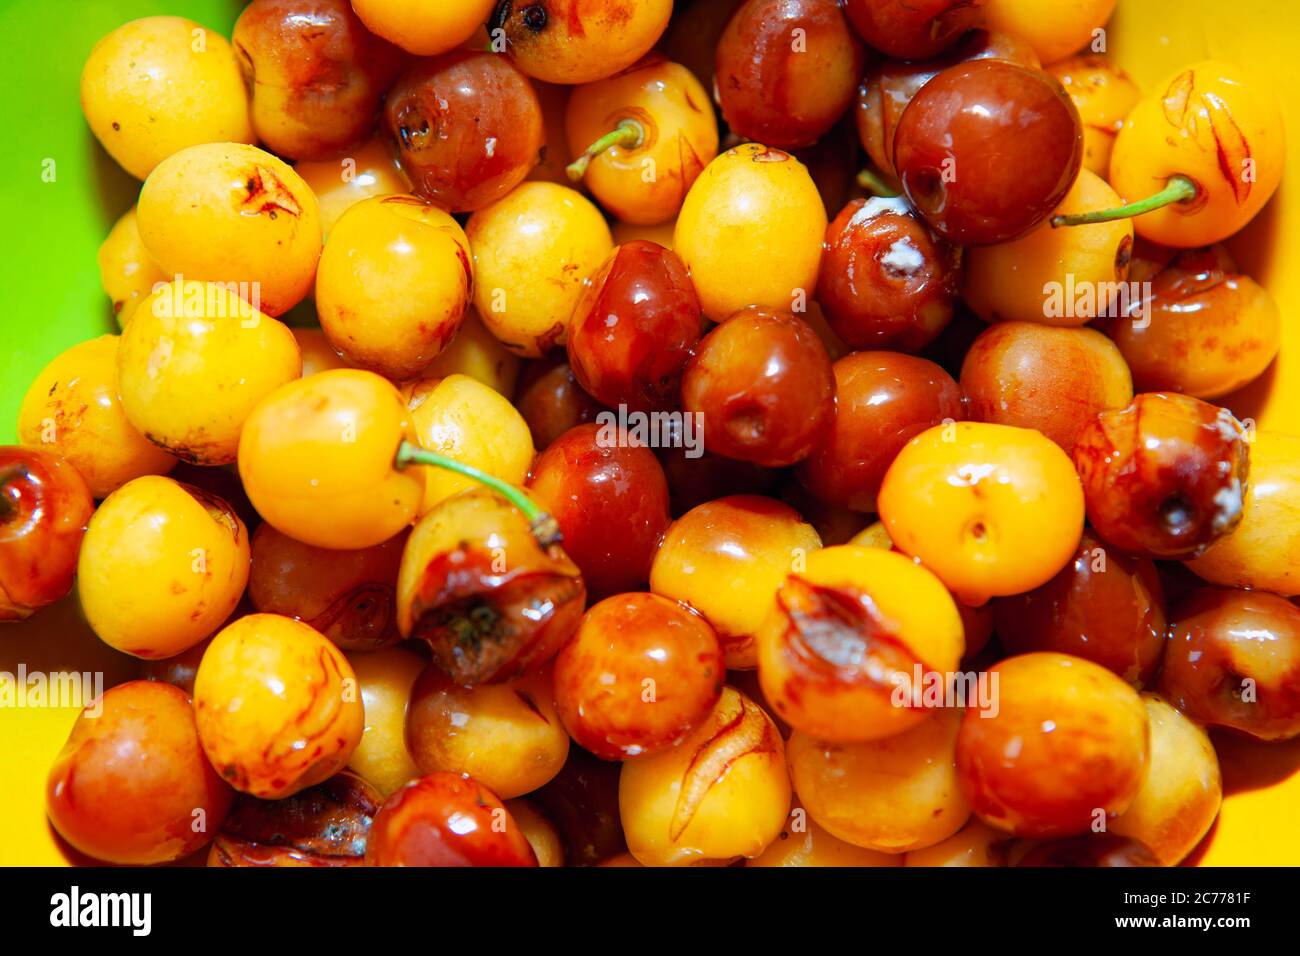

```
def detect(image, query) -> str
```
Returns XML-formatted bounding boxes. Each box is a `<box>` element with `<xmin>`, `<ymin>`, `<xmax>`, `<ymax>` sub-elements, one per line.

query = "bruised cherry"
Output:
<box><xmin>233</xmin><ymin>0</ymin><xmax>403</xmax><ymax>160</ymax></box>
<box><xmin>209</xmin><ymin>771</ymin><xmax>382</xmax><ymax>867</ymax></box>
<box><xmin>384</xmin><ymin>51</ymin><xmax>544</xmax><ymax>212</ymax></box>
<box><xmin>396</xmin><ymin>489</ymin><xmax>586</xmax><ymax>686</ymax></box>
<box><xmin>0</xmin><ymin>447</ymin><xmax>94</xmax><ymax>621</ymax></box>
<box><xmin>816</xmin><ymin>196</ymin><xmax>960</xmax><ymax>352</ymax></box>
<box><xmin>681</xmin><ymin>308</ymin><xmax>835</xmax><ymax>468</ymax></box>
<box><xmin>567</xmin><ymin>241</ymin><xmax>703</xmax><ymax>413</ymax></box>
<box><xmin>1073</xmin><ymin>392</ymin><xmax>1250</xmax><ymax>559</ymax></box>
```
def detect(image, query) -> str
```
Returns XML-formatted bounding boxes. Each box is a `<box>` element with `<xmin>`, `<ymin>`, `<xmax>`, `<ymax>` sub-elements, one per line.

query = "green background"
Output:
<box><xmin>0</xmin><ymin>0</ymin><xmax>246</xmax><ymax>442</ymax></box>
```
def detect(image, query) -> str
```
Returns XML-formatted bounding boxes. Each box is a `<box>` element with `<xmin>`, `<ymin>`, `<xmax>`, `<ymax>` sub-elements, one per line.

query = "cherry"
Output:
<box><xmin>681</xmin><ymin>308</ymin><xmax>835</xmax><ymax>467</ymax></box>
<box><xmin>384</xmin><ymin>50</ymin><xmax>544</xmax><ymax>212</ymax></box>
<box><xmin>816</xmin><ymin>196</ymin><xmax>961</xmax><ymax>352</ymax></box>
<box><xmin>893</xmin><ymin>59</ymin><xmax>1083</xmax><ymax>245</ymax></box>
<box><xmin>567</xmin><ymin>241</ymin><xmax>703</xmax><ymax>413</ymax></box>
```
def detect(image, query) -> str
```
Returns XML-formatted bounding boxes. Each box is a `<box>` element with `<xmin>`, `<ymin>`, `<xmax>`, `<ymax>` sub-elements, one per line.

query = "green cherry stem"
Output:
<box><xmin>566</xmin><ymin>119</ymin><xmax>646</xmax><ymax>181</ymax></box>
<box><xmin>394</xmin><ymin>441</ymin><xmax>562</xmax><ymax>548</ymax></box>
<box><xmin>1051</xmin><ymin>174</ymin><xmax>1199</xmax><ymax>228</ymax></box>
<box><xmin>855</xmin><ymin>167</ymin><xmax>901</xmax><ymax>198</ymax></box>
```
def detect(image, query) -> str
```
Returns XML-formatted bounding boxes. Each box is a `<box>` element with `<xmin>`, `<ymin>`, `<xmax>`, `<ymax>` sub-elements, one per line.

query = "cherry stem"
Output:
<box><xmin>856</xmin><ymin>167</ymin><xmax>901</xmax><ymax>197</ymax></box>
<box><xmin>566</xmin><ymin>120</ymin><xmax>645</xmax><ymax>181</ymax></box>
<box><xmin>1051</xmin><ymin>175</ymin><xmax>1199</xmax><ymax>228</ymax></box>
<box><xmin>394</xmin><ymin>441</ymin><xmax>562</xmax><ymax>549</ymax></box>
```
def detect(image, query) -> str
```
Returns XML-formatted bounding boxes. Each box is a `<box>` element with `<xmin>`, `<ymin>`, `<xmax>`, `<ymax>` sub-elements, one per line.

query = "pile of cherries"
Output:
<box><xmin>2</xmin><ymin>0</ymin><xmax>1296</xmax><ymax>869</ymax></box>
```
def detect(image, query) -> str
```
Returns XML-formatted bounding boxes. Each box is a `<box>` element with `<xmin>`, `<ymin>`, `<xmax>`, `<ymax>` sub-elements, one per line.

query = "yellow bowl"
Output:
<box><xmin>1105</xmin><ymin>0</ymin><xmax>1300</xmax><ymax>866</ymax></box>
<box><xmin>1</xmin><ymin>0</ymin><xmax>1298</xmax><ymax>866</ymax></box>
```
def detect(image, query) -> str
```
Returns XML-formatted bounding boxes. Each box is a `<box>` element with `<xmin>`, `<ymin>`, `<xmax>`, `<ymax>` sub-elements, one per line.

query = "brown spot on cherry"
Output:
<box><xmin>240</xmin><ymin>165</ymin><xmax>303</xmax><ymax>219</ymax></box>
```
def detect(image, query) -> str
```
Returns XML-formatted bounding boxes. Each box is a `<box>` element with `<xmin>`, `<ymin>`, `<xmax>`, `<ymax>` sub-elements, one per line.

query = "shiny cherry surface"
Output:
<box><xmin>1160</xmin><ymin>587</ymin><xmax>1300</xmax><ymax>741</ymax></box>
<box><xmin>554</xmin><ymin>592</ymin><xmax>724</xmax><ymax>760</ymax></box>
<box><xmin>0</xmin><ymin>447</ymin><xmax>94</xmax><ymax>621</ymax></box>
<box><xmin>47</xmin><ymin>681</ymin><xmax>233</xmax><ymax>865</ymax></box>
<box><xmin>960</xmin><ymin>321</ymin><xmax>1133</xmax><ymax>454</ymax></box>
<box><xmin>366</xmin><ymin>773</ymin><xmax>537</xmax><ymax>867</ymax></box>
<box><xmin>1073</xmin><ymin>392</ymin><xmax>1250</xmax><ymax>559</ymax></box>
<box><xmin>232</xmin><ymin>0</ymin><xmax>402</xmax><ymax>160</ymax></box>
<box><xmin>681</xmin><ymin>308</ymin><xmax>835</xmax><ymax>468</ymax></box>
<box><xmin>956</xmin><ymin>653</ymin><xmax>1149</xmax><ymax>837</ymax></box>
<box><xmin>1105</xmin><ymin>245</ymin><xmax>1282</xmax><ymax>400</ymax></box>
<box><xmin>816</xmin><ymin>196</ymin><xmax>960</xmax><ymax>352</ymax></box>
<box><xmin>405</xmin><ymin>663</ymin><xmax>568</xmax><ymax>799</ymax></box>
<box><xmin>893</xmin><ymin>59</ymin><xmax>1083</xmax><ymax>245</ymax></box>
<box><xmin>384</xmin><ymin>50</ymin><xmax>544</xmax><ymax>212</ymax></box>
<box><xmin>567</xmin><ymin>241</ymin><xmax>703</xmax><ymax>412</ymax></box>
<box><xmin>844</xmin><ymin>0</ymin><xmax>987</xmax><ymax>59</ymax></box>
<box><xmin>992</xmin><ymin>530</ymin><xmax>1167</xmax><ymax>686</ymax></box>
<box><xmin>527</xmin><ymin>423</ymin><xmax>671</xmax><ymax>598</ymax></box>
<box><xmin>856</xmin><ymin>29</ymin><xmax>1041</xmax><ymax>177</ymax></box>
<box><xmin>715</xmin><ymin>0</ymin><xmax>864</xmax><ymax>149</ymax></box>
<box><xmin>798</xmin><ymin>351</ymin><xmax>965</xmax><ymax>513</ymax></box>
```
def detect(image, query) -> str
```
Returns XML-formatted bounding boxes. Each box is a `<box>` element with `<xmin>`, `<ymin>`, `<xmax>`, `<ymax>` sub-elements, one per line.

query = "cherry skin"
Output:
<box><xmin>844</xmin><ymin>0</ymin><xmax>988</xmax><ymax>60</ymax></box>
<box><xmin>553</xmin><ymin>593</ymin><xmax>724</xmax><ymax>760</ymax></box>
<box><xmin>365</xmin><ymin>773</ymin><xmax>537</xmax><ymax>867</ymax></box>
<box><xmin>1073</xmin><ymin>392</ymin><xmax>1250</xmax><ymax>559</ymax></box>
<box><xmin>0</xmin><ymin>447</ymin><xmax>94</xmax><ymax>621</ymax></box>
<box><xmin>492</xmin><ymin>0</ymin><xmax>673</xmax><ymax>86</ymax></box>
<box><xmin>1104</xmin><ymin>245</ymin><xmax>1282</xmax><ymax>401</ymax></box>
<box><xmin>992</xmin><ymin>530</ymin><xmax>1167</xmax><ymax>686</ymax></box>
<box><xmin>960</xmin><ymin>321</ymin><xmax>1133</xmax><ymax>455</ymax></box>
<box><xmin>567</xmin><ymin>241</ymin><xmax>703</xmax><ymax>413</ymax></box>
<box><xmin>797</xmin><ymin>352</ymin><xmax>965</xmax><ymax>513</ymax></box>
<box><xmin>856</xmin><ymin>29</ymin><xmax>1041</xmax><ymax>178</ymax></box>
<box><xmin>681</xmin><ymin>308</ymin><xmax>835</xmax><ymax>468</ymax></box>
<box><xmin>564</xmin><ymin>55</ymin><xmax>719</xmax><ymax>226</ymax></box>
<box><xmin>384</xmin><ymin>50</ymin><xmax>544</xmax><ymax>212</ymax></box>
<box><xmin>527</xmin><ymin>423</ymin><xmax>672</xmax><ymax>599</ymax></box>
<box><xmin>232</xmin><ymin>0</ymin><xmax>403</xmax><ymax>161</ymax></box>
<box><xmin>715</xmin><ymin>0</ymin><xmax>864</xmax><ymax>150</ymax></box>
<box><xmin>529</xmin><ymin>748</ymin><xmax>628</xmax><ymax>865</ymax></box>
<box><xmin>1160</xmin><ymin>587</ymin><xmax>1300</xmax><ymax>742</ymax></box>
<box><xmin>515</xmin><ymin>361</ymin><xmax>606</xmax><ymax>452</ymax></box>
<box><xmin>893</xmin><ymin>59</ymin><xmax>1083</xmax><ymax>245</ymax></box>
<box><xmin>816</xmin><ymin>196</ymin><xmax>961</xmax><ymax>352</ymax></box>
<box><xmin>46</xmin><ymin>681</ymin><xmax>233</xmax><ymax>865</ymax></box>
